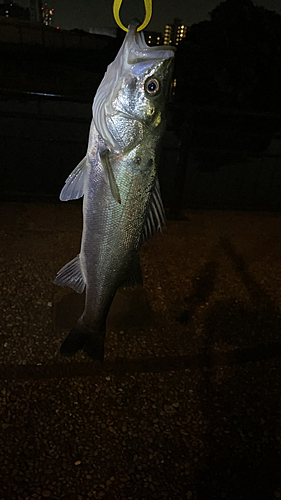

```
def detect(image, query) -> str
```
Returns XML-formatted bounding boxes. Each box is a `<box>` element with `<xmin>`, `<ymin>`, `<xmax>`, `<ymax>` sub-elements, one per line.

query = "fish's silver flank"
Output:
<box><xmin>54</xmin><ymin>20</ymin><xmax>175</xmax><ymax>360</ymax></box>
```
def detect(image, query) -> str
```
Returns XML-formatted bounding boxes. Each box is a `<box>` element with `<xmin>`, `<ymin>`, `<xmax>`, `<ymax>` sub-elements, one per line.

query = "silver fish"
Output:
<box><xmin>54</xmin><ymin>20</ymin><xmax>175</xmax><ymax>360</ymax></box>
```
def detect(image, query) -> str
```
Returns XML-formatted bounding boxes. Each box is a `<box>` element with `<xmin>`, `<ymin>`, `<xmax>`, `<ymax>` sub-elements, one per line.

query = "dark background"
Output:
<box><xmin>1</xmin><ymin>0</ymin><xmax>281</xmax><ymax>211</ymax></box>
<box><xmin>18</xmin><ymin>0</ymin><xmax>281</xmax><ymax>33</ymax></box>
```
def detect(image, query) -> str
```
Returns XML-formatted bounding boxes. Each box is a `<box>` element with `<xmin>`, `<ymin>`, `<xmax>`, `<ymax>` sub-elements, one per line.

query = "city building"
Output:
<box><xmin>0</xmin><ymin>2</ymin><xmax>30</xmax><ymax>20</ymax></box>
<box><xmin>89</xmin><ymin>27</ymin><xmax>118</xmax><ymax>38</ymax></box>
<box><xmin>144</xmin><ymin>30</ymin><xmax>163</xmax><ymax>46</ymax></box>
<box><xmin>41</xmin><ymin>2</ymin><xmax>54</xmax><ymax>26</ymax></box>
<box><xmin>164</xmin><ymin>24</ymin><xmax>172</xmax><ymax>45</ymax></box>
<box><xmin>29</xmin><ymin>0</ymin><xmax>42</xmax><ymax>22</ymax></box>
<box><xmin>164</xmin><ymin>18</ymin><xmax>187</xmax><ymax>46</ymax></box>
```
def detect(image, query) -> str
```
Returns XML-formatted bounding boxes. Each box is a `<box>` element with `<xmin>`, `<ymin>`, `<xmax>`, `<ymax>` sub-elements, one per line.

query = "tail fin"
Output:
<box><xmin>60</xmin><ymin>322</ymin><xmax>105</xmax><ymax>361</ymax></box>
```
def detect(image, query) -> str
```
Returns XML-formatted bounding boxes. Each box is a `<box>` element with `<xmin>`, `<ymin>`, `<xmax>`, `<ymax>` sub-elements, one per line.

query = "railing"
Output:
<box><xmin>1</xmin><ymin>90</ymin><xmax>281</xmax><ymax>211</ymax></box>
<box><xmin>0</xmin><ymin>89</ymin><xmax>91</xmax><ymax>200</ymax></box>
<box><xmin>161</xmin><ymin>106</ymin><xmax>281</xmax><ymax>214</ymax></box>
<box><xmin>0</xmin><ymin>16</ymin><xmax>112</xmax><ymax>50</ymax></box>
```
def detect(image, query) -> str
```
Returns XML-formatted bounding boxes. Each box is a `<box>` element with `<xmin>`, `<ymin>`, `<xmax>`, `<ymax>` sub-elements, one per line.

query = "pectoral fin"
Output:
<box><xmin>99</xmin><ymin>149</ymin><xmax>121</xmax><ymax>204</ymax></box>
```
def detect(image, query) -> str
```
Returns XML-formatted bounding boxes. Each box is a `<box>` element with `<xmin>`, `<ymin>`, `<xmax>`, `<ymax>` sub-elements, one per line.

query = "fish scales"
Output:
<box><xmin>54</xmin><ymin>20</ymin><xmax>175</xmax><ymax>360</ymax></box>
<box><xmin>82</xmin><ymin>142</ymin><xmax>155</xmax><ymax>317</ymax></box>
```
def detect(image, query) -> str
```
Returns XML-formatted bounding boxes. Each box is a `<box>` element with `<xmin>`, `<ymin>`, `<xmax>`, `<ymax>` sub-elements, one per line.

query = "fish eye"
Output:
<box><xmin>145</xmin><ymin>78</ymin><xmax>160</xmax><ymax>96</ymax></box>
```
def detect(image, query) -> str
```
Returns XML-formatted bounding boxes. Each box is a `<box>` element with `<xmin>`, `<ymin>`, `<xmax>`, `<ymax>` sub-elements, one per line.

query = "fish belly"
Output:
<box><xmin>80</xmin><ymin>148</ymin><xmax>155</xmax><ymax>328</ymax></box>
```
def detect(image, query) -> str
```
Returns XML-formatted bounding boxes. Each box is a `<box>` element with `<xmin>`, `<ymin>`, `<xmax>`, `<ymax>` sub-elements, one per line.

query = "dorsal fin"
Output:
<box><xmin>140</xmin><ymin>178</ymin><xmax>165</xmax><ymax>245</ymax></box>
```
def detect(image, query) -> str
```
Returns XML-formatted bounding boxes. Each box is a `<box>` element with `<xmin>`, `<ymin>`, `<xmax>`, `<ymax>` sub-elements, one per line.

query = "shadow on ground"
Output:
<box><xmin>195</xmin><ymin>237</ymin><xmax>281</xmax><ymax>499</ymax></box>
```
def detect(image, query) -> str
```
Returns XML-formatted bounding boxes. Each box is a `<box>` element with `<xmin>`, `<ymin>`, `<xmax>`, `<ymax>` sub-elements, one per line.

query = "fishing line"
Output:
<box><xmin>113</xmin><ymin>0</ymin><xmax>152</xmax><ymax>32</ymax></box>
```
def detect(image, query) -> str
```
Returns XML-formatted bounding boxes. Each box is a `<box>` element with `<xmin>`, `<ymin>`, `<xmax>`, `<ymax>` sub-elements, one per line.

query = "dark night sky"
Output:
<box><xmin>18</xmin><ymin>0</ymin><xmax>281</xmax><ymax>33</ymax></box>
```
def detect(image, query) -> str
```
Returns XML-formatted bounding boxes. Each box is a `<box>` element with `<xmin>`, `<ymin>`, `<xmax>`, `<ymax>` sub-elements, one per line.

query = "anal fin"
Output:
<box><xmin>60</xmin><ymin>156</ymin><xmax>88</xmax><ymax>201</ymax></box>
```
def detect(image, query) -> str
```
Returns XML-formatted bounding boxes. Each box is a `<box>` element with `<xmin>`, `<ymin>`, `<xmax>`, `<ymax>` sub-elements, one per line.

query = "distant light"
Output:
<box><xmin>56</xmin><ymin>26</ymin><xmax>59</xmax><ymax>29</ymax></box>
<box><xmin>52</xmin><ymin>8</ymin><xmax>54</xmax><ymax>11</ymax></box>
<box><xmin>27</xmin><ymin>91</ymin><xmax>64</xmax><ymax>97</ymax></box>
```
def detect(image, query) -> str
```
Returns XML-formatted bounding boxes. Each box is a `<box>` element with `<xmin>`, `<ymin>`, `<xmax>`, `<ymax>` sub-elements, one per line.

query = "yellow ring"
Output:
<box><xmin>113</xmin><ymin>0</ymin><xmax>152</xmax><ymax>32</ymax></box>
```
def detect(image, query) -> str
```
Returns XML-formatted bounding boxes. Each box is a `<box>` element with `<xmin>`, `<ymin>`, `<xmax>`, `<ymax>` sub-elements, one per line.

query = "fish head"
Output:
<box><xmin>93</xmin><ymin>20</ymin><xmax>176</xmax><ymax>154</ymax></box>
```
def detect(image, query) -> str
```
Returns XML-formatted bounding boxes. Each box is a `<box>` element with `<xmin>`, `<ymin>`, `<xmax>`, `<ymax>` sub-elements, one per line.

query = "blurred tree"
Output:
<box><xmin>170</xmin><ymin>0</ymin><xmax>281</xmax><ymax>200</ymax></box>
<box><xmin>174</xmin><ymin>0</ymin><xmax>281</xmax><ymax>113</ymax></box>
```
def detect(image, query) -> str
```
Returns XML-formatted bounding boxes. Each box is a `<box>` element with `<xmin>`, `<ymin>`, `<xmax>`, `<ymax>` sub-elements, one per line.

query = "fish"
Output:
<box><xmin>54</xmin><ymin>20</ymin><xmax>175</xmax><ymax>361</ymax></box>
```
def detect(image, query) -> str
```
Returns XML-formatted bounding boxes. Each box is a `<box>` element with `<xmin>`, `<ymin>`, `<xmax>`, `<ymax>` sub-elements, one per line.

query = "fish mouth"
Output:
<box><xmin>129</xmin><ymin>18</ymin><xmax>176</xmax><ymax>52</ymax></box>
<box><xmin>127</xmin><ymin>19</ymin><xmax>176</xmax><ymax>64</ymax></box>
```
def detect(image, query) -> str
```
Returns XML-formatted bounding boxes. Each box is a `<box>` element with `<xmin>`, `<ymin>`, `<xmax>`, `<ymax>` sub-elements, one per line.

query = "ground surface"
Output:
<box><xmin>1</xmin><ymin>202</ymin><xmax>281</xmax><ymax>500</ymax></box>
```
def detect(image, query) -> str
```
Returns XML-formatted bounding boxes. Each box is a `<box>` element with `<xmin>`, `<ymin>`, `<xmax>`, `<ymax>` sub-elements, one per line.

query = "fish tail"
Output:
<box><xmin>60</xmin><ymin>321</ymin><xmax>106</xmax><ymax>361</ymax></box>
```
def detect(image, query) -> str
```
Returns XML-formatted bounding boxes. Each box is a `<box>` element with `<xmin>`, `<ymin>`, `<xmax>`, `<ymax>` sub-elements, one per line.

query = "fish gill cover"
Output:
<box><xmin>93</xmin><ymin>19</ymin><xmax>175</xmax><ymax>152</ymax></box>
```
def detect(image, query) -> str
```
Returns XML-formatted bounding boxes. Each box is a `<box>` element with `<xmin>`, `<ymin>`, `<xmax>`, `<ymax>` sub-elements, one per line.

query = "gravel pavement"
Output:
<box><xmin>1</xmin><ymin>202</ymin><xmax>281</xmax><ymax>499</ymax></box>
